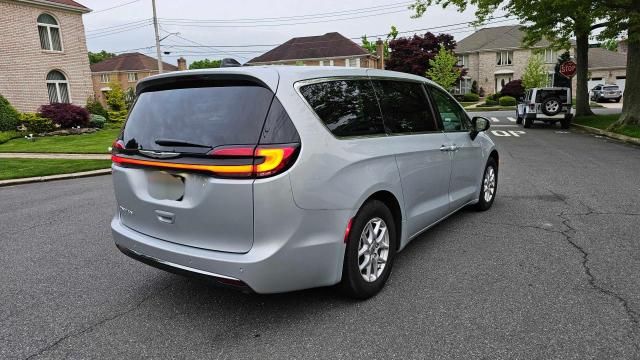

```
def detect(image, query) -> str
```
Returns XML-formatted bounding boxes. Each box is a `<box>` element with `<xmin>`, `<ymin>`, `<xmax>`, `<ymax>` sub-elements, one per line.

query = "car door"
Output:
<box><xmin>371</xmin><ymin>79</ymin><xmax>453</xmax><ymax>237</ymax></box>
<box><xmin>428</xmin><ymin>85</ymin><xmax>485</xmax><ymax>211</ymax></box>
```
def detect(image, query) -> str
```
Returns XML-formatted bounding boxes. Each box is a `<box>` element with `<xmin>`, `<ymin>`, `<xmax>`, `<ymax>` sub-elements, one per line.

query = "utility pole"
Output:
<box><xmin>152</xmin><ymin>0</ymin><xmax>163</xmax><ymax>73</ymax></box>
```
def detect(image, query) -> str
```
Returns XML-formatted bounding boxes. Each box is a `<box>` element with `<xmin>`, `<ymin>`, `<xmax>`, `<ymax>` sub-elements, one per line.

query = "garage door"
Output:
<box><xmin>616</xmin><ymin>77</ymin><xmax>626</xmax><ymax>93</ymax></box>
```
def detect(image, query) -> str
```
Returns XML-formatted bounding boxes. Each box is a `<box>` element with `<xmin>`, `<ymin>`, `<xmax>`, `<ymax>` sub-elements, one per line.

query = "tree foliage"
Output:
<box><xmin>522</xmin><ymin>55</ymin><xmax>548</xmax><ymax>89</ymax></box>
<box><xmin>106</xmin><ymin>81</ymin><xmax>126</xmax><ymax>112</ymax></box>
<box><xmin>188</xmin><ymin>58</ymin><xmax>222</xmax><ymax>69</ymax></box>
<box><xmin>362</xmin><ymin>25</ymin><xmax>398</xmax><ymax>58</ymax></box>
<box><xmin>500</xmin><ymin>79</ymin><xmax>525</xmax><ymax>99</ymax></box>
<box><xmin>386</xmin><ymin>32</ymin><xmax>457</xmax><ymax>77</ymax></box>
<box><xmin>88</xmin><ymin>50</ymin><xmax>115</xmax><ymax>64</ymax></box>
<box><xmin>0</xmin><ymin>94</ymin><xmax>20</xmax><ymax>131</ymax></box>
<box><xmin>426</xmin><ymin>45</ymin><xmax>462</xmax><ymax>90</ymax></box>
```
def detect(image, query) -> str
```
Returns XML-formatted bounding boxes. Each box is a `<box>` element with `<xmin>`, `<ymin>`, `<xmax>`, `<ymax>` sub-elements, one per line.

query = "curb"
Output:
<box><xmin>0</xmin><ymin>168</ymin><xmax>112</xmax><ymax>187</ymax></box>
<box><xmin>571</xmin><ymin>123</ymin><xmax>640</xmax><ymax>146</ymax></box>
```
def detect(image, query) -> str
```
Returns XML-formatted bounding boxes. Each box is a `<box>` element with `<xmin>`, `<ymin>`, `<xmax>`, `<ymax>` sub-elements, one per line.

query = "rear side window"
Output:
<box><xmin>372</xmin><ymin>80</ymin><xmax>438</xmax><ymax>133</ymax></box>
<box><xmin>122</xmin><ymin>84</ymin><xmax>273</xmax><ymax>153</ymax></box>
<box><xmin>299</xmin><ymin>80</ymin><xmax>385</xmax><ymax>137</ymax></box>
<box><xmin>604</xmin><ymin>86</ymin><xmax>619</xmax><ymax>91</ymax></box>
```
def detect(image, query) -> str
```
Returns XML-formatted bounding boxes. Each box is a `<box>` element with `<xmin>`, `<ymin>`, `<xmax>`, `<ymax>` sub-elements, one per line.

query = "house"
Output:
<box><xmin>90</xmin><ymin>52</ymin><xmax>182</xmax><ymax>105</ymax></box>
<box><xmin>0</xmin><ymin>0</ymin><xmax>93</xmax><ymax>112</ymax></box>
<box><xmin>454</xmin><ymin>25</ymin><xmax>627</xmax><ymax>95</ymax></box>
<box><xmin>247</xmin><ymin>32</ymin><xmax>384</xmax><ymax>68</ymax></box>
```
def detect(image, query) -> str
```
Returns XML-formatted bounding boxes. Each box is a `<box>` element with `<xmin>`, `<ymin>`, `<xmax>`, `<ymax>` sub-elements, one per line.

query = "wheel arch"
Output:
<box><xmin>360</xmin><ymin>190</ymin><xmax>403</xmax><ymax>251</ymax></box>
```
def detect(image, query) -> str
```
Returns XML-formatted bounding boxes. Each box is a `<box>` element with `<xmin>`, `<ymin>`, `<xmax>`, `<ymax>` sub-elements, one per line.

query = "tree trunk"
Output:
<box><xmin>610</xmin><ymin>16</ymin><xmax>640</xmax><ymax>128</ymax></box>
<box><xmin>575</xmin><ymin>30</ymin><xmax>593</xmax><ymax>116</ymax></box>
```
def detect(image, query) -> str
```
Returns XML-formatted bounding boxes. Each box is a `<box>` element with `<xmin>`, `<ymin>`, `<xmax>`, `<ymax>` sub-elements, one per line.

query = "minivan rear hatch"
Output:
<box><xmin>112</xmin><ymin>73</ymin><xmax>277</xmax><ymax>253</ymax></box>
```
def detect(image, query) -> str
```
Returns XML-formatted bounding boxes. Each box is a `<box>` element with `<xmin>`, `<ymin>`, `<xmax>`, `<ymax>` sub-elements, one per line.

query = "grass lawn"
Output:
<box><xmin>0</xmin><ymin>159</ymin><xmax>111</xmax><ymax>181</ymax></box>
<box><xmin>574</xmin><ymin>114</ymin><xmax>640</xmax><ymax>139</ymax></box>
<box><xmin>0</xmin><ymin>126</ymin><xmax>120</xmax><ymax>154</ymax></box>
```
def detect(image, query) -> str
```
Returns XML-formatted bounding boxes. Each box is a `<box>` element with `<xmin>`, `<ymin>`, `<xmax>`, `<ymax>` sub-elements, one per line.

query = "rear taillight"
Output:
<box><xmin>111</xmin><ymin>139</ymin><xmax>125</xmax><ymax>153</ymax></box>
<box><xmin>112</xmin><ymin>144</ymin><xmax>299</xmax><ymax>179</ymax></box>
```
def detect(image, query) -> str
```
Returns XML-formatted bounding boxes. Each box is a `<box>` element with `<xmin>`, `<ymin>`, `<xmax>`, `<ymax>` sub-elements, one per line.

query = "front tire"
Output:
<box><xmin>340</xmin><ymin>200</ymin><xmax>397</xmax><ymax>299</ymax></box>
<box><xmin>474</xmin><ymin>158</ymin><xmax>498</xmax><ymax>211</ymax></box>
<box><xmin>516</xmin><ymin>111</ymin><xmax>523</xmax><ymax>124</ymax></box>
<box><xmin>523</xmin><ymin>116</ymin><xmax>533</xmax><ymax>128</ymax></box>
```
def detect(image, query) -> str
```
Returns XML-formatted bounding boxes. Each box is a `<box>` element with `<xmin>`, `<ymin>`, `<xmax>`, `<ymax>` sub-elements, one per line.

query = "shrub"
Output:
<box><xmin>20</xmin><ymin>113</ymin><xmax>54</xmax><ymax>133</ymax></box>
<box><xmin>0</xmin><ymin>94</ymin><xmax>20</xmax><ymax>131</ymax></box>
<box><xmin>107</xmin><ymin>110</ymin><xmax>128</xmax><ymax>122</ymax></box>
<box><xmin>106</xmin><ymin>81</ymin><xmax>126</xmax><ymax>111</ymax></box>
<box><xmin>0</xmin><ymin>131</ymin><xmax>22</xmax><ymax>144</ymax></box>
<box><xmin>471</xmin><ymin>80</ymin><xmax>479</xmax><ymax>94</ymax></box>
<box><xmin>462</xmin><ymin>93</ymin><xmax>480</xmax><ymax>102</ymax></box>
<box><xmin>500</xmin><ymin>79</ymin><xmax>525</xmax><ymax>99</ymax></box>
<box><xmin>124</xmin><ymin>87</ymin><xmax>136</xmax><ymax>110</ymax></box>
<box><xmin>478</xmin><ymin>86</ymin><xmax>486</xmax><ymax>97</ymax></box>
<box><xmin>39</xmin><ymin>103</ymin><xmax>90</xmax><ymax>128</ymax></box>
<box><xmin>90</xmin><ymin>114</ymin><xmax>106</xmax><ymax>128</ymax></box>
<box><xmin>499</xmin><ymin>96</ymin><xmax>517</xmax><ymax>106</ymax></box>
<box><xmin>85</xmin><ymin>96</ymin><xmax>109</xmax><ymax>121</ymax></box>
<box><xmin>485</xmin><ymin>99</ymin><xmax>499</xmax><ymax>106</ymax></box>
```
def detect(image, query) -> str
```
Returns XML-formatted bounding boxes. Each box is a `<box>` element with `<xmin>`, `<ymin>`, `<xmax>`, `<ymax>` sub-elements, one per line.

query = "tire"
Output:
<box><xmin>616</xmin><ymin>97</ymin><xmax>621</xmax><ymax>103</ymax></box>
<box><xmin>474</xmin><ymin>158</ymin><xmax>498</xmax><ymax>211</ymax></box>
<box><xmin>560</xmin><ymin>115</ymin><xmax>572</xmax><ymax>129</ymax></box>
<box><xmin>340</xmin><ymin>200</ymin><xmax>397</xmax><ymax>299</ymax></box>
<box><xmin>541</xmin><ymin>96</ymin><xmax>562</xmax><ymax>116</ymax></box>
<box><xmin>523</xmin><ymin>116</ymin><xmax>533</xmax><ymax>128</ymax></box>
<box><xmin>516</xmin><ymin>111</ymin><xmax>523</xmax><ymax>124</ymax></box>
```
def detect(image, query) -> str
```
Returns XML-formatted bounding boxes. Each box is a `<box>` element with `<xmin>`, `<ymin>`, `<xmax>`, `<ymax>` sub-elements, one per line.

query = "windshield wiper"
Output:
<box><xmin>154</xmin><ymin>138</ymin><xmax>211</xmax><ymax>148</ymax></box>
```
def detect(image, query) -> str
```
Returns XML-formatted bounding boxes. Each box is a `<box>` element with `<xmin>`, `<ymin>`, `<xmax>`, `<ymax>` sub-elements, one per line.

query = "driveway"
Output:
<box><xmin>1</xmin><ymin>124</ymin><xmax>639</xmax><ymax>359</ymax></box>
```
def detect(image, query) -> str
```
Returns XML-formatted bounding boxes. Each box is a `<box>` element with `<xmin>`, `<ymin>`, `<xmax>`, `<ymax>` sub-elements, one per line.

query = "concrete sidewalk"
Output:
<box><xmin>0</xmin><ymin>152</ymin><xmax>110</xmax><ymax>160</ymax></box>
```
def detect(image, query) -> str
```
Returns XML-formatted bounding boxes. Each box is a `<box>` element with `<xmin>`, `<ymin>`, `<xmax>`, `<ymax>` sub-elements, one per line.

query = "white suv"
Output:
<box><xmin>516</xmin><ymin>87</ymin><xmax>573</xmax><ymax>129</ymax></box>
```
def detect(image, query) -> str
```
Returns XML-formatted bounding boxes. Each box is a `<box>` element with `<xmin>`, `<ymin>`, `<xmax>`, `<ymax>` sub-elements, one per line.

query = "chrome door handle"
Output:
<box><xmin>440</xmin><ymin>145</ymin><xmax>451</xmax><ymax>152</ymax></box>
<box><xmin>450</xmin><ymin>145</ymin><xmax>460</xmax><ymax>152</ymax></box>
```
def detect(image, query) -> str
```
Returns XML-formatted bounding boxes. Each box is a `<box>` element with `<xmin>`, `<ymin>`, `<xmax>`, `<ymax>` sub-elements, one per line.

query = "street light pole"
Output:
<box><xmin>152</xmin><ymin>0</ymin><xmax>163</xmax><ymax>74</ymax></box>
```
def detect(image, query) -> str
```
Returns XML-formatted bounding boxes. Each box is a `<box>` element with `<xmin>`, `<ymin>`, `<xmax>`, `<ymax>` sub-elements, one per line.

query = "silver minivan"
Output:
<box><xmin>111</xmin><ymin>67</ymin><xmax>498</xmax><ymax>298</ymax></box>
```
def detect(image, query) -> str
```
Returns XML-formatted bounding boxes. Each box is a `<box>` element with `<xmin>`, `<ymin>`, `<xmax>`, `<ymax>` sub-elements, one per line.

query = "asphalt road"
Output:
<box><xmin>2</xmin><ymin>117</ymin><xmax>639</xmax><ymax>359</ymax></box>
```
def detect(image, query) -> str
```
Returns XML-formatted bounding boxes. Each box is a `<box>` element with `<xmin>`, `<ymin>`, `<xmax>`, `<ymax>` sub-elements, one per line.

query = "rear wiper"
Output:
<box><xmin>154</xmin><ymin>138</ymin><xmax>211</xmax><ymax>148</ymax></box>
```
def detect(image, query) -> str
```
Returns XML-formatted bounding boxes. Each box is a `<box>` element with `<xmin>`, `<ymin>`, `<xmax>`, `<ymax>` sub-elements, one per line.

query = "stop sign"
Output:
<box><xmin>559</xmin><ymin>60</ymin><xmax>577</xmax><ymax>79</ymax></box>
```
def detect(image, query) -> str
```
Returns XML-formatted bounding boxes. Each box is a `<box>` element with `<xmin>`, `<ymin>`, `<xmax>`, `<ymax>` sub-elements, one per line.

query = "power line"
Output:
<box><xmin>88</xmin><ymin>0</ymin><xmax>141</xmax><ymax>15</ymax></box>
<box><xmin>86</xmin><ymin>18</ymin><xmax>151</xmax><ymax>33</ymax></box>
<box><xmin>87</xmin><ymin>22</ymin><xmax>153</xmax><ymax>39</ymax></box>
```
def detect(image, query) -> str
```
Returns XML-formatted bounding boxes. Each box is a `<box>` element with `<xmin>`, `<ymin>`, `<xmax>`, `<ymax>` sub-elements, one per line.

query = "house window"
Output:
<box><xmin>496</xmin><ymin>51</ymin><xmax>513</xmax><ymax>66</ymax></box>
<box><xmin>544</xmin><ymin>49</ymin><xmax>557</xmax><ymax>63</ymax></box>
<box><xmin>547</xmin><ymin>72</ymin><xmax>555</xmax><ymax>87</ymax></box>
<box><xmin>319</xmin><ymin>60</ymin><xmax>325</xmax><ymax>66</ymax></box>
<box><xmin>100</xmin><ymin>74</ymin><xmax>110</xmax><ymax>83</ymax></box>
<box><xmin>457</xmin><ymin>55</ymin><xmax>469</xmax><ymax>67</ymax></box>
<box><xmin>46</xmin><ymin>70</ymin><xmax>70</xmax><ymax>103</ymax></box>
<box><xmin>37</xmin><ymin>14</ymin><xmax>62</xmax><ymax>51</ymax></box>
<box><xmin>345</xmin><ymin>58</ymin><xmax>360</xmax><ymax>67</ymax></box>
<box><xmin>128</xmin><ymin>73</ymin><xmax>138</xmax><ymax>82</ymax></box>
<box><xmin>329</xmin><ymin>60</ymin><xmax>334</xmax><ymax>66</ymax></box>
<box><xmin>457</xmin><ymin>78</ymin><xmax>472</xmax><ymax>94</ymax></box>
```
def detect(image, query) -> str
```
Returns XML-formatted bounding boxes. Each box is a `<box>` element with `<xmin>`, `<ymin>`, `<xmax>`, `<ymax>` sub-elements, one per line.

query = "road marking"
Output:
<box><xmin>491</xmin><ymin>124</ymin><xmax>519</xmax><ymax>127</ymax></box>
<box><xmin>491</xmin><ymin>130</ymin><xmax>527</xmax><ymax>137</ymax></box>
<box><xmin>507</xmin><ymin>117</ymin><xmax>516</xmax><ymax>122</ymax></box>
<box><xmin>491</xmin><ymin>117</ymin><xmax>500</xmax><ymax>122</ymax></box>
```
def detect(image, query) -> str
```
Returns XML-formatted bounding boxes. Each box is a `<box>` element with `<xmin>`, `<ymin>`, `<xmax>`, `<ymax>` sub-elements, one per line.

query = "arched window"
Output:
<box><xmin>37</xmin><ymin>14</ymin><xmax>62</xmax><ymax>51</ymax></box>
<box><xmin>46</xmin><ymin>70</ymin><xmax>70</xmax><ymax>103</ymax></box>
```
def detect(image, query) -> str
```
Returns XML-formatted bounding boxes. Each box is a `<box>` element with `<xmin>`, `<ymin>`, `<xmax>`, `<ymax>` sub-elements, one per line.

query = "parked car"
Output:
<box><xmin>110</xmin><ymin>67</ymin><xmax>498</xmax><ymax>299</ymax></box>
<box><xmin>590</xmin><ymin>84</ymin><xmax>622</xmax><ymax>103</ymax></box>
<box><xmin>516</xmin><ymin>87</ymin><xmax>573</xmax><ymax>129</ymax></box>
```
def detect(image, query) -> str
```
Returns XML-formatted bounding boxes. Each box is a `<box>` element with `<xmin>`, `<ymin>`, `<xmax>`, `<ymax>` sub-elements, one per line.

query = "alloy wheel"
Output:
<box><xmin>358</xmin><ymin>217</ymin><xmax>390</xmax><ymax>282</ymax></box>
<box><xmin>483</xmin><ymin>166</ymin><xmax>496</xmax><ymax>203</ymax></box>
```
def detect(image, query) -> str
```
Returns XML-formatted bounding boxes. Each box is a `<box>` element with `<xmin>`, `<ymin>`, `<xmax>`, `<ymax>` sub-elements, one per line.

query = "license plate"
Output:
<box><xmin>147</xmin><ymin>171</ymin><xmax>185</xmax><ymax>201</ymax></box>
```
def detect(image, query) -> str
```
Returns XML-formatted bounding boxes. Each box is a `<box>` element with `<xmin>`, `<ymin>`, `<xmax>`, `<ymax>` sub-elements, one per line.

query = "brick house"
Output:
<box><xmin>0</xmin><ymin>0</ymin><xmax>93</xmax><ymax>112</ymax></box>
<box><xmin>90</xmin><ymin>52</ymin><xmax>182</xmax><ymax>106</ymax></box>
<box><xmin>454</xmin><ymin>25</ymin><xmax>627</xmax><ymax>95</ymax></box>
<box><xmin>247</xmin><ymin>32</ymin><xmax>384</xmax><ymax>68</ymax></box>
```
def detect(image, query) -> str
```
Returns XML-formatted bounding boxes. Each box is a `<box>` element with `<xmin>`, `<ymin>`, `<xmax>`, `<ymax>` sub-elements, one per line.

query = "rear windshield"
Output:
<box><xmin>603</xmin><ymin>86</ymin><xmax>619</xmax><ymax>90</ymax></box>
<box><xmin>535</xmin><ymin>89</ymin><xmax>569</xmax><ymax>103</ymax></box>
<box><xmin>122</xmin><ymin>84</ymin><xmax>273</xmax><ymax>152</ymax></box>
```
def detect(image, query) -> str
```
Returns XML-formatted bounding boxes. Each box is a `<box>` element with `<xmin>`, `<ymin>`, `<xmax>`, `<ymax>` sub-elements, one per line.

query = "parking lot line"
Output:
<box><xmin>491</xmin><ymin>117</ymin><xmax>500</xmax><ymax>122</ymax></box>
<box><xmin>507</xmin><ymin>117</ymin><xmax>516</xmax><ymax>122</ymax></box>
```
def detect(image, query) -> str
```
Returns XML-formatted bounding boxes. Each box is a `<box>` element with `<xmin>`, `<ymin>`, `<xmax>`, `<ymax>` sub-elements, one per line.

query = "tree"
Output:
<box><xmin>594</xmin><ymin>1</ymin><xmax>640</xmax><ymax>127</ymax></box>
<box><xmin>426</xmin><ymin>45</ymin><xmax>461</xmax><ymax>90</ymax></box>
<box><xmin>362</xmin><ymin>25</ymin><xmax>398</xmax><ymax>59</ymax></box>
<box><xmin>124</xmin><ymin>87</ymin><xmax>136</xmax><ymax>110</ymax></box>
<box><xmin>500</xmin><ymin>79</ymin><xmax>525</xmax><ymax>98</ymax></box>
<box><xmin>106</xmin><ymin>81</ymin><xmax>126</xmax><ymax>111</ymax></box>
<box><xmin>410</xmin><ymin>0</ymin><xmax>606</xmax><ymax>116</ymax></box>
<box><xmin>386</xmin><ymin>32</ymin><xmax>457</xmax><ymax>76</ymax></box>
<box><xmin>88</xmin><ymin>50</ymin><xmax>115</xmax><ymax>64</ymax></box>
<box><xmin>85</xmin><ymin>95</ymin><xmax>109</xmax><ymax>121</ymax></box>
<box><xmin>522</xmin><ymin>55</ymin><xmax>548</xmax><ymax>89</ymax></box>
<box><xmin>188</xmin><ymin>58</ymin><xmax>221</xmax><ymax>70</ymax></box>
<box><xmin>601</xmin><ymin>39</ymin><xmax>619</xmax><ymax>52</ymax></box>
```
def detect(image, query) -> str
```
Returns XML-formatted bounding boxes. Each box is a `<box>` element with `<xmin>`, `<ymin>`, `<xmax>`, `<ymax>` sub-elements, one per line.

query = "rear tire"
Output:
<box><xmin>474</xmin><ymin>158</ymin><xmax>498</xmax><ymax>211</ymax></box>
<box><xmin>616</xmin><ymin>97</ymin><xmax>621</xmax><ymax>103</ymax></box>
<box><xmin>523</xmin><ymin>116</ymin><xmax>533</xmax><ymax>128</ymax></box>
<box><xmin>560</xmin><ymin>115</ymin><xmax>572</xmax><ymax>129</ymax></box>
<box><xmin>340</xmin><ymin>200</ymin><xmax>397</xmax><ymax>299</ymax></box>
<box><xmin>516</xmin><ymin>111</ymin><xmax>523</xmax><ymax>124</ymax></box>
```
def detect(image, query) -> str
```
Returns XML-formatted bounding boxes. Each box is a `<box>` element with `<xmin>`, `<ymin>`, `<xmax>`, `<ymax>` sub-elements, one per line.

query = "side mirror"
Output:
<box><xmin>470</xmin><ymin>116</ymin><xmax>491</xmax><ymax>140</ymax></box>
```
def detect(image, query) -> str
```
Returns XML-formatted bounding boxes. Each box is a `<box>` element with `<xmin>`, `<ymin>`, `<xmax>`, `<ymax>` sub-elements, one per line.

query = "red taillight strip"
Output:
<box><xmin>112</xmin><ymin>154</ymin><xmax>254</xmax><ymax>174</ymax></box>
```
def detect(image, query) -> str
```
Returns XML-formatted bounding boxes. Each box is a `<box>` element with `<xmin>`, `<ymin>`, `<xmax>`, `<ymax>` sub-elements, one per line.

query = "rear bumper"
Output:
<box><xmin>111</xmin><ymin>208</ymin><xmax>349</xmax><ymax>293</ymax></box>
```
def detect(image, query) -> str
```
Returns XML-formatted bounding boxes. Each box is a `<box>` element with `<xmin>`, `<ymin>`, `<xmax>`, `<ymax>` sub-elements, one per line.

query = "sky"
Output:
<box><xmin>80</xmin><ymin>0</ymin><xmax>516</xmax><ymax>67</ymax></box>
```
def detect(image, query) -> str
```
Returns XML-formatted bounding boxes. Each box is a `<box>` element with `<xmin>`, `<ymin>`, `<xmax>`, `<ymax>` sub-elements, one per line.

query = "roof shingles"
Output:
<box><xmin>248</xmin><ymin>32</ymin><xmax>369</xmax><ymax>64</ymax></box>
<box><xmin>90</xmin><ymin>52</ymin><xmax>178</xmax><ymax>72</ymax></box>
<box><xmin>36</xmin><ymin>0</ymin><xmax>89</xmax><ymax>10</ymax></box>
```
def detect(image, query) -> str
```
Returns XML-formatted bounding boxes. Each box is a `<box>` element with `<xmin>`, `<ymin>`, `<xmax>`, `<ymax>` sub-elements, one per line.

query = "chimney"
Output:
<box><xmin>375</xmin><ymin>39</ymin><xmax>385</xmax><ymax>69</ymax></box>
<box><xmin>177</xmin><ymin>57</ymin><xmax>187</xmax><ymax>71</ymax></box>
<box><xmin>618</xmin><ymin>39</ymin><xmax>628</xmax><ymax>54</ymax></box>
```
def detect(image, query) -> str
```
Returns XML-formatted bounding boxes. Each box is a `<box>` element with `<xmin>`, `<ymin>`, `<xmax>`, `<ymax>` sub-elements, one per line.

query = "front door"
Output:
<box><xmin>428</xmin><ymin>86</ymin><xmax>485</xmax><ymax>210</ymax></box>
<box><xmin>495</xmin><ymin>74</ymin><xmax>512</xmax><ymax>93</ymax></box>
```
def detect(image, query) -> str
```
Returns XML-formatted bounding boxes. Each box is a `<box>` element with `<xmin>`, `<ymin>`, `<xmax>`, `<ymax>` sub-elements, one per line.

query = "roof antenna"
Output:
<box><xmin>220</xmin><ymin>58</ymin><xmax>242</xmax><ymax>67</ymax></box>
